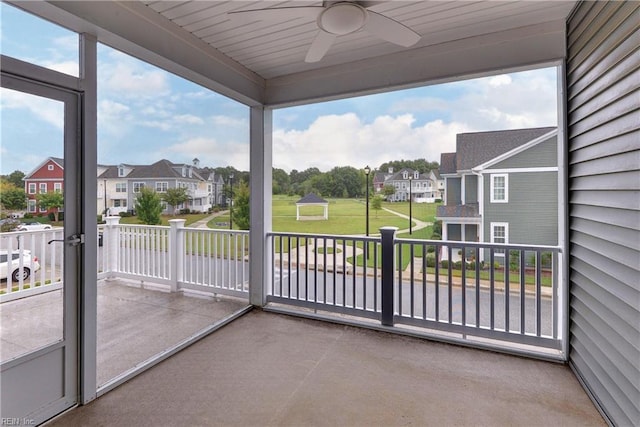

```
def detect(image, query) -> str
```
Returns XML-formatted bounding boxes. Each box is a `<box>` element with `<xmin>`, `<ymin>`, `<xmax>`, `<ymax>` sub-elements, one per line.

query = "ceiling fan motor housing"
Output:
<box><xmin>318</xmin><ymin>3</ymin><xmax>367</xmax><ymax>35</ymax></box>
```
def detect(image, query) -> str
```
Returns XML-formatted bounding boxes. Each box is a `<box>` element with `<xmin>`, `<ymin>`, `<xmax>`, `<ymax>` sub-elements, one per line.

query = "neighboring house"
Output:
<box><xmin>436</xmin><ymin>127</ymin><xmax>558</xmax><ymax>261</ymax></box>
<box><xmin>97</xmin><ymin>158</ymin><xmax>221</xmax><ymax>215</ymax></box>
<box><xmin>373</xmin><ymin>167</ymin><xmax>444</xmax><ymax>202</ymax></box>
<box><xmin>22</xmin><ymin>157</ymin><xmax>64</xmax><ymax>215</ymax></box>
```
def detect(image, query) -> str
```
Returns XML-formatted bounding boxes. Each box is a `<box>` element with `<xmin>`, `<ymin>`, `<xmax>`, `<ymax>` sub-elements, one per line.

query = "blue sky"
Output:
<box><xmin>1</xmin><ymin>2</ymin><xmax>558</xmax><ymax>176</ymax></box>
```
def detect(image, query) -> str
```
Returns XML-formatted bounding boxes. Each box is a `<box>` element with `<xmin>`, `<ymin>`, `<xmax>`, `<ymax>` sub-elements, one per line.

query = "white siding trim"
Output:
<box><xmin>483</xmin><ymin>167</ymin><xmax>558</xmax><ymax>174</ymax></box>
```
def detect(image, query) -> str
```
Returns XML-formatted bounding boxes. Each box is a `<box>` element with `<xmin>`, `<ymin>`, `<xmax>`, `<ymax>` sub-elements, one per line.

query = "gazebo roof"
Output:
<box><xmin>296</xmin><ymin>193</ymin><xmax>328</xmax><ymax>205</ymax></box>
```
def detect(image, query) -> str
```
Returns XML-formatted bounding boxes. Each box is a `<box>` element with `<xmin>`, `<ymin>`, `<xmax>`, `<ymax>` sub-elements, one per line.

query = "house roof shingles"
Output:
<box><xmin>456</xmin><ymin>127</ymin><xmax>556</xmax><ymax>171</ymax></box>
<box><xmin>296</xmin><ymin>193</ymin><xmax>328</xmax><ymax>204</ymax></box>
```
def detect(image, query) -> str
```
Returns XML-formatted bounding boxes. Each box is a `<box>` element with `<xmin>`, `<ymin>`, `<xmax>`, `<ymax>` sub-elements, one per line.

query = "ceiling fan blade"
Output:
<box><xmin>363</xmin><ymin>11</ymin><xmax>420</xmax><ymax>47</ymax></box>
<box><xmin>228</xmin><ymin>6</ymin><xmax>322</xmax><ymax>22</ymax></box>
<box><xmin>305</xmin><ymin>30</ymin><xmax>337</xmax><ymax>63</ymax></box>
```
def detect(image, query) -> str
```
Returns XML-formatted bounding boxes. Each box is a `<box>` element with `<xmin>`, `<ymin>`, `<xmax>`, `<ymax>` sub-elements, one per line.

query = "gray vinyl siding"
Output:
<box><xmin>464</xmin><ymin>174</ymin><xmax>478</xmax><ymax>204</ymax></box>
<box><xmin>491</xmin><ymin>136</ymin><xmax>558</xmax><ymax>169</ymax></box>
<box><xmin>483</xmin><ymin>171</ymin><xmax>558</xmax><ymax>245</ymax></box>
<box><xmin>446</xmin><ymin>177</ymin><xmax>461</xmax><ymax>205</ymax></box>
<box><xmin>567</xmin><ymin>2</ymin><xmax>640</xmax><ymax>426</ymax></box>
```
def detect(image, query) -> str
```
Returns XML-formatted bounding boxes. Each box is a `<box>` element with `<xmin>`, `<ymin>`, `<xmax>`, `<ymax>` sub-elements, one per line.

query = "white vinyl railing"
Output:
<box><xmin>2</xmin><ymin>217</ymin><xmax>249</xmax><ymax>303</ymax></box>
<box><xmin>0</xmin><ymin>228</ymin><xmax>64</xmax><ymax>303</ymax></box>
<box><xmin>101</xmin><ymin>217</ymin><xmax>249</xmax><ymax>298</ymax></box>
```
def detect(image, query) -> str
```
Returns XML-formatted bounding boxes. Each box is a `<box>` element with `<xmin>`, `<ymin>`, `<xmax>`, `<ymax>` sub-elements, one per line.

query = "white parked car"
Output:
<box><xmin>16</xmin><ymin>223</ymin><xmax>53</xmax><ymax>231</ymax></box>
<box><xmin>0</xmin><ymin>250</ymin><xmax>41</xmax><ymax>282</ymax></box>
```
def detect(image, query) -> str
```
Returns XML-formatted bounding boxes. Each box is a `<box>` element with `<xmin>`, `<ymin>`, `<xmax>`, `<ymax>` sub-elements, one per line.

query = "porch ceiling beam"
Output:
<box><xmin>13</xmin><ymin>1</ymin><xmax>265</xmax><ymax>107</ymax></box>
<box><xmin>265</xmin><ymin>20</ymin><xmax>567</xmax><ymax>108</ymax></box>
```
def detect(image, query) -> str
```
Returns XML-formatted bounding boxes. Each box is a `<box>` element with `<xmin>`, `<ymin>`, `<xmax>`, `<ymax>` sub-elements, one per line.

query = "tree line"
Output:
<box><xmin>273</xmin><ymin>158</ymin><xmax>440</xmax><ymax>198</ymax></box>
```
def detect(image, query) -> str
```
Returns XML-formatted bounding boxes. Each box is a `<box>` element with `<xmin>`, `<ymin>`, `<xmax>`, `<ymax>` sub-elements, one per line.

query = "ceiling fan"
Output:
<box><xmin>228</xmin><ymin>1</ymin><xmax>421</xmax><ymax>63</ymax></box>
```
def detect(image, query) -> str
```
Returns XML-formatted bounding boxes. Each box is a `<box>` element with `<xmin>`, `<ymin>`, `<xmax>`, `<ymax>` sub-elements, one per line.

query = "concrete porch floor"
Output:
<box><xmin>47</xmin><ymin>310</ymin><xmax>604</xmax><ymax>427</ymax></box>
<box><xmin>0</xmin><ymin>278</ymin><xmax>250</xmax><ymax>386</ymax></box>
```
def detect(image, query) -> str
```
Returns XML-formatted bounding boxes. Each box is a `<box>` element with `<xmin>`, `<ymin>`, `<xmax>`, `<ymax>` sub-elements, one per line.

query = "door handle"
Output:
<box><xmin>48</xmin><ymin>233</ymin><xmax>85</xmax><ymax>246</ymax></box>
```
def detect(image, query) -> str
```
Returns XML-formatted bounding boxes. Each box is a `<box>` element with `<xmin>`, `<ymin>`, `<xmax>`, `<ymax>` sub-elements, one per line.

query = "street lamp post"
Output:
<box><xmin>408</xmin><ymin>175</ymin><xmax>413</xmax><ymax>235</ymax></box>
<box><xmin>229</xmin><ymin>173</ymin><xmax>234</xmax><ymax>230</ymax></box>
<box><xmin>364</xmin><ymin>165</ymin><xmax>371</xmax><ymax>236</ymax></box>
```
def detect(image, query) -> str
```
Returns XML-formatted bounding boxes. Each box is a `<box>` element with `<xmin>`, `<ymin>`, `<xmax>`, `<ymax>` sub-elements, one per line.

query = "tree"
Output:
<box><xmin>162</xmin><ymin>187</ymin><xmax>189</xmax><ymax>215</ymax></box>
<box><xmin>272</xmin><ymin>168</ymin><xmax>290</xmax><ymax>194</ymax></box>
<box><xmin>231</xmin><ymin>180</ymin><xmax>250</xmax><ymax>230</ymax></box>
<box><xmin>371</xmin><ymin>195</ymin><xmax>383</xmax><ymax>217</ymax></box>
<box><xmin>2</xmin><ymin>170</ymin><xmax>25</xmax><ymax>188</ymax></box>
<box><xmin>382</xmin><ymin>184</ymin><xmax>396</xmax><ymax>199</ymax></box>
<box><xmin>37</xmin><ymin>191</ymin><xmax>64</xmax><ymax>222</ymax></box>
<box><xmin>135</xmin><ymin>188</ymin><xmax>163</xmax><ymax>225</ymax></box>
<box><xmin>0</xmin><ymin>186</ymin><xmax>27</xmax><ymax>212</ymax></box>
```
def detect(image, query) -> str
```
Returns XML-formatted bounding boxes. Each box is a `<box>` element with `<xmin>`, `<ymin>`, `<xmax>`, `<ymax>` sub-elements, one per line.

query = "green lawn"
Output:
<box><xmin>272</xmin><ymin>196</ymin><xmax>431</xmax><ymax>235</ymax></box>
<box><xmin>117</xmin><ymin>213</ymin><xmax>209</xmax><ymax>227</ymax></box>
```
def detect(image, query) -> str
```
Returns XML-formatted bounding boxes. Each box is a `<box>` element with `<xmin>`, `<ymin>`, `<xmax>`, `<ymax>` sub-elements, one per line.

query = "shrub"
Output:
<box><xmin>119</xmin><ymin>211</ymin><xmax>132</xmax><ymax>217</ymax></box>
<box><xmin>180</xmin><ymin>208</ymin><xmax>191</xmax><ymax>214</ymax></box>
<box><xmin>48</xmin><ymin>212</ymin><xmax>64</xmax><ymax>221</ymax></box>
<box><xmin>425</xmin><ymin>253</ymin><xmax>436</xmax><ymax>268</ymax></box>
<box><xmin>23</xmin><ymin>213</ymin><xmax>33</xmax><ymax>219</ymax></box>
<box><xmin>427</xmin><ymin>245</ymin><xmax>435</xmax><ymax>253</ymax></box>
<box><xmin>440</xmin><ymin>260</ymin><xmax>449</xmax><ymax>269</ymax></box>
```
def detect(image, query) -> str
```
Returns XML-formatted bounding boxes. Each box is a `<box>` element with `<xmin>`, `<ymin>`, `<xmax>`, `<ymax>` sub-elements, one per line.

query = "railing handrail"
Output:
<box><xmin>268</xmin><ymin>230</ymin><xmax>379</xmax><ymax>242</ymax></box>
<box><xmin>397</xmin><ymin>237</ymin><xmax>562</xmax><ymax>253</ymax></box>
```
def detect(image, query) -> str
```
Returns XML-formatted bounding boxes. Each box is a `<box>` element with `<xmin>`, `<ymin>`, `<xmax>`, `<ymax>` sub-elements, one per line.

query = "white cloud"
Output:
<box><xmin>0</xmin><ymin>88</ymin><xmax>64</xmax><ymax>129</ymax></box>
<box><xmin>162</xmin><ymin>137</ymin><xmax>249</xmax><ymax>170</ymax></box>
<box><xmin>175</xmin><ymin>114</ymin><xmax>204</xmax><ymax>125</ymax></box>
<box><xmin>273</xmin><ymin>113</ymin><xmax>467</xmax><ymax>172</ymax></box>
<box><xmin>488</xmin><ymin>74</ymin><xmax>512</xmax><ymax>87</ymax></box>
<box><xmin>102</xmin><ymin>61</ymin><xmax>170</xmax><ymax>98</ymax></box>
<box><xmin>212</xmin><ymin>115</ymin><xmax>248</xmax><ymax>128</ymax></box>
<box><xmin>98</xmin><ymin>100</ymin><xmax>131</xmax><ymax>137</ymax></box>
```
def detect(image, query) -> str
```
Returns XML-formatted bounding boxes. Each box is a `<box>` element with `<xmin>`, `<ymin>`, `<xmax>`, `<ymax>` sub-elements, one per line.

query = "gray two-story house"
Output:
<box><xmin>98</xmin><ymin>158</ymin><xmax>223</xmax><ymax>215</ymax></box>
<box><xmin>374</xmin><ymin>167</ymin><xmax>442</xmax><ymax>202</ymax></box>
<box><xmin>436</xmin><ymin>127</ymin><xmax>558</xmax><ymax>261</ymax></box>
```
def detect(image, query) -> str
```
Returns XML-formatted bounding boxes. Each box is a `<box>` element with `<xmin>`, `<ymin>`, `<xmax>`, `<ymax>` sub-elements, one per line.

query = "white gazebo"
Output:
<box><xmin>295</xmin><ymin>193</ymin><xmax>329</xmax><ymax>221</ymax></box>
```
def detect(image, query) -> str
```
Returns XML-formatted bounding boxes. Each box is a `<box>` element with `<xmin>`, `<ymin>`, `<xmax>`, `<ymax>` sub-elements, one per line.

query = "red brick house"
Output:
<box><xmin>23</xmin><ymin>157</ymin><xmax>64</xmax><ymax>215</ymax></box>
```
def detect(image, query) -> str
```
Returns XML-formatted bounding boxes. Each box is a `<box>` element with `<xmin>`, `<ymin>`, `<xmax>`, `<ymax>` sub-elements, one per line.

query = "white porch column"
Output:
<box><xmin>79</xmin><ymin>32</ymin><xmax>98</xmax><ymax>405</ymax></box>
<box><xmin>168</xmin><ymin>219</ymin><xmax>186</xmax><ymax>292</ymax></box>
<box><xmin>104</xmin><ymin>216</ymin><xmax>121</xmax><ymax>277</ymax></box>
<box><xmin>249</xmin><ymin>106</ymin><xmax>272</xmax><ymax>307</ymax></box>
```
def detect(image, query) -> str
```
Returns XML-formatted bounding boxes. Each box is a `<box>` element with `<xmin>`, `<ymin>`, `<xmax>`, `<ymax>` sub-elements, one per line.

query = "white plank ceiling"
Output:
<box><xmin>13</xmin><ymin>1</ymin><xmax>578</xmax><ymax>106</ymax></box>
<box><xmin>142</xmin><ymin>1</ymin><xmax>576</xmax><ymax>79</ymax></box>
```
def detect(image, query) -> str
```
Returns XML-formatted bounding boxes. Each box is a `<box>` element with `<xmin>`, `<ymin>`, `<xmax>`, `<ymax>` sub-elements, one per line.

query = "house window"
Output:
<box><xmin>48</xmin><ymin>164</ymin><xmax>54</xmax><ymax>171</ymax></box>
<box><xmin>113</xmin><ymin>199</ymin><xmax>127</xmax><ymax>208</ymax></box>
<box><xmin>28</xmin><ymin>183</ymin><xmax>36</xmax><ymax>194</ymax></box>
<box><xmin>54</xmin><ymin>183</ymin><xmax>62</xmax><ymax>193</ymax></box>
<box><xmin>133</xmin><ymin>182</ymin><xmax>145</xmax><ymax>193</ymax></box>
<box><xmin>39</xmin><ymin>183</ymin><xmax>47</xmax><ymax>193</ymax></box>
<box><xmin>28</xmin><ymin>200</ymin><xmax>36</xmax><ymax>212</ymax></box>
<box><xmin>155</xmin><ymin>182</ymin><xmax>168</xmax><ymax>192</ymax></box>
<box><xmin>491</xmin><ymin>222</ymin><xmax>509</xmax><ymax>256</ymax></box>
<box><xmin>115</xmin><ymin>183</ymin><xmax>127</xmax><ymax>192</ymax></box>
<box><xmin>118</xmin><ymin>166</ymin><xmax>125</xmax><ymax>177</ymax></box>
<box><xmin>490</xmin><ymin>174</ymin><xmax>508</xmax><ymax>203</ymax></box>
<box><xmin>40</xmin><ymin>204</ymin><xmax>47</xmax><ymax>213</ymax></box>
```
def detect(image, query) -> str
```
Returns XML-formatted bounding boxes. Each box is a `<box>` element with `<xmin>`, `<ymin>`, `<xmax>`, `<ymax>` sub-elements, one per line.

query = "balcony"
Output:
<box><xmin>436</xmin><ymin>203</ymin><xmax>480</xmax><ymax>219</ymax></box>
<box><xmin>1</xmin><ymin>221</ymin><xmax>600</xmax><ymax>426</ymax></box>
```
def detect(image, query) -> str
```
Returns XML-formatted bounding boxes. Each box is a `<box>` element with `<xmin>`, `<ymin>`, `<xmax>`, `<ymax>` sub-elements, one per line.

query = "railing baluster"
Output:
<box><xmin>536</xmin><ymin>249</ymin><xmax>542</xmax><ymax>337</ymax></box>
<box><xmin>461</xmin><ymin>245</ymin><xmax>466</xmax><ymax>326</ymax></box>
<box><xmin>398</xmin><ymin>243</ymin><xmax>403</xmax><ymax>316</ymax></box>
<box><xmin>490</xmin><ymin>249</ymin><xmax>495</xmax><ymax>330</ymax></box>
<box><xmin>447</xmin><ymin>245</ymin><xmax>452</xmax><ymax>324</ymax></box>
<box><xmin>475</xmin><ymin>247</ymin><xmax>480</xmax><ymax>327</ymax></box>
<box><xmin>410</xmin><ymin>243</ymin><xmax>414</xmax><ymax>318</ymax></box>
<box><xmin>422</xmin><ymin>243</ymin><xmax>426</xmax><ymax>320</ymax></box>
<box><xmin>434</xmin><ymin>243</ymin><xmax>440</xmax><ymax>322</ymax></box>
<box><xmin>520</xmin><ymin>249</ymin><xmax>526</xmax><ymax>334</ymax></box>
